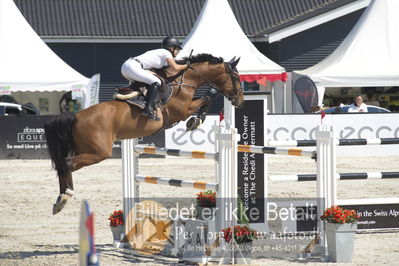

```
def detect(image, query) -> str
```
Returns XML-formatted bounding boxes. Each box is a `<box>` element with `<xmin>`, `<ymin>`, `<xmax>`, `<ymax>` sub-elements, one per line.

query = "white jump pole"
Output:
<box><xmin>315</xmin><ymin>125</ymin><xmax>337</xmax><ymax>255</ymax></box>
<box><xmin>215</xmin><ymin>125</ymin><xmax>239</xmax><ymax>230</ymax></box>
<box><xmin>121</xmin><ymin>138</ymin><xmax>139</xmax><ymax>247</ymax></box>
<box><xmin>214</xmin><ymin>124</ymin><xmax>239</xmax><ymax>263</ymax></box>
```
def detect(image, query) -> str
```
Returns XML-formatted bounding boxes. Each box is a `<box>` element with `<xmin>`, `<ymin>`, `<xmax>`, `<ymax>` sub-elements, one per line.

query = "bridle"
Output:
<box><xmin>217</xmin><ymin>63</ymin><xmax>242</xmax><ymax>106</ymax></box>
<box><xmin>174</xmin><ymin>62</ymin><xmax>242</xmax><ymax>106</ymax></box>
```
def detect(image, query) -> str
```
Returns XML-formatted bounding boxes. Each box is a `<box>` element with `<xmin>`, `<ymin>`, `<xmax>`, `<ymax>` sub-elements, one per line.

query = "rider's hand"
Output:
<box><xmin>186</xmin><ymin>59</ymin><xmax>192</xmax><ymax>68</ymax></box>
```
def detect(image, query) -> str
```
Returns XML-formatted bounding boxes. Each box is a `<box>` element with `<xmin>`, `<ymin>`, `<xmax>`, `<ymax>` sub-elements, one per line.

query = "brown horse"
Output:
<box><xmin>45</xmin><ymin>54</ymin><xmax>244</xmax><ymax>215</ymax></box>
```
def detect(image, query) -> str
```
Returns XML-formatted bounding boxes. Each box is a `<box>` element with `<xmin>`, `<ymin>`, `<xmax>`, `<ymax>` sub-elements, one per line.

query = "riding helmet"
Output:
<box><xmin>161</xmin><ymin>36</ymin><xmax>182</xmax><ymax>49</ymax></box>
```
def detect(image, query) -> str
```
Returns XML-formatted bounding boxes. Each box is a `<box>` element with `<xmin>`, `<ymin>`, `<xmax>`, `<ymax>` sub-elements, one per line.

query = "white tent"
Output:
<box><xmin>296</xmin><ymin>0</ymin><xmax>399</xmax><ymax>89</ymax></box>
<box><xmin>0</xmin><ymin>0</ymin><xmax>97</xmax><ymax>109</ymax></box>
<box><xmin>178</xmin><ymin>0</ymin><xmax>286</xmax><ymax>85</ymax></box>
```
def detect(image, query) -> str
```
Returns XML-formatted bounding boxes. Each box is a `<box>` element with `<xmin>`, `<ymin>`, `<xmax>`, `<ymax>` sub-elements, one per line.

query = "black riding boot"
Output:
<box><xmin>142</xmin><ymin>82</ymin><xmax>160</xmax><ymax>121</ymax></box>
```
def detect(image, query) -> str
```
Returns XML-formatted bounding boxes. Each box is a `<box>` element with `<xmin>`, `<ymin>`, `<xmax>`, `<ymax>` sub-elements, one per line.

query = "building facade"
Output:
<box><xmin>14</xmin><ymin>0</ymin><xmax>375</xmax><ymax>113</ymax></box>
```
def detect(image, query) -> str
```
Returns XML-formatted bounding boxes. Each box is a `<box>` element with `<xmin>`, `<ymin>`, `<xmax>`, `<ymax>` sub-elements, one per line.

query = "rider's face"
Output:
<box><xmin>170</xmin><ymin>47</ymin><xmax>181</xmax><ymax>57</ymax></box>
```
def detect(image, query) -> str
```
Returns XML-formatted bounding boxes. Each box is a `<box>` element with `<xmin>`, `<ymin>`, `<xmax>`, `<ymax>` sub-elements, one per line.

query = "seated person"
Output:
<box><xmin>348</xmin><ymin>95</ymin><xmax>368</xmax><ymax>112</ymax></box>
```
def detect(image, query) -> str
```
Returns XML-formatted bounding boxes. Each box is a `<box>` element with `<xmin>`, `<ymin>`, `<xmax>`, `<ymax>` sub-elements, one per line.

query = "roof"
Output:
<box><xmin>296</xmin><ymin>0</ymin><xmax>399</xmax><ymax>87</ymax></box>
<box><xmin>178</xmin><ymin>0</ymin><xmax>285</xmax><ymax>76</ymax></box>
<box><xmin>0</xmin><ymin>0</ymin><xmax>91</xmax><ymax>107</ymax></box>
<box><xmin>14</xmin><ymin>0</ymin><xmax>363</xmax><ymax>41</ymax></box>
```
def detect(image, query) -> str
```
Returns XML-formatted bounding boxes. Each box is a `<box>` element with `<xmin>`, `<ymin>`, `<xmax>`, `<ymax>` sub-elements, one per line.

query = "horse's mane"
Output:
<box><xmin>177</xmin><ymin>53</ymin><xmax>224</xmax><ymax>65</ymax></box>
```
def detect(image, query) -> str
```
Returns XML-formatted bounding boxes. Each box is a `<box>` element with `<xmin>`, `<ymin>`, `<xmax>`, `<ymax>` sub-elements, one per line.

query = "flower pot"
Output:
<box><xmin>222</xmin><ymin>241</ymin><xmax>253</xmax><ymax>265</ymax></box>
<box><xmin>110</xmin><ymin>225</ymin><xmax>124</xmax><ymax>241</ymax></box>
<box><xmin>196</xmin><ymin>206</ymin><xmax>216</xmax><ymax>221</ymax></box>
<box><xmin>233</xmin><ymin>241</ymin><xmax>252</xmax><ymax>265</ymax></box>
<box><xmin>325</xmin><ymin>222</ymin><xmax>357</xmax><ymax>263</ymax></box>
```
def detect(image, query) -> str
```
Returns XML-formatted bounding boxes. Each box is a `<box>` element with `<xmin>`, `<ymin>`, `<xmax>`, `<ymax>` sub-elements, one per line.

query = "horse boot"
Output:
<box><xmin>141</xmin><ymin>82</ymin><xmax>160</xmax><ymax>121</ymax></box>
<box><xmin>198</xmin><ymin>87</ymin><xmax>218</xmax><ymax>122</ymax></box>
<box><xmin>186</xmin><ymin>88</ymin><xmax>218</xmax><ymax>131</ymax></box>
<box><xmin>186</xmin><ymin>104</ymin><xmax>209</xmax><ymax>131</ymax></box>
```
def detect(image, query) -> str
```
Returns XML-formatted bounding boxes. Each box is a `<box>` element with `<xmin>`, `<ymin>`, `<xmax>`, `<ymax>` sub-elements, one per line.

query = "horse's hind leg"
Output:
<box><xmin>53</xmin><ymin>142</ymin><xmax>112</xmax><ymax>215</ymax></box>
<box><xmin>68</xmin><ymin>151</ymin><xmax>112</xmax><ymax>172</ymax></box>
<box><xmin>53</xmin><ymin>171</ymin><xmax>74</xmax><ymax>215</ymax></box>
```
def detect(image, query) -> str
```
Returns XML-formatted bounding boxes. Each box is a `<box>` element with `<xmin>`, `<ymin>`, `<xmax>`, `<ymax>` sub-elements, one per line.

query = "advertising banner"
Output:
<box><xmin>0</xmin><ymin>116</ymin><xmax>50</xmax><ymax>159</ymax></box>
<box><xmin>0</xmin><ymin>115</ymin><xmax>164</xmax><ymax>159</ymax></box>
<box><xmin>235</xmin><ymin>99</ymin><xmax>265</xmax><ymax>224</ymax></box>
<box><xmin>166</xmin><ymin>113</ymin><xmax>399</xmax><ymax>156</ymax></box>
<box><xmin>341</xmin><ymin>204</ymin><xmax>399</xmax><ymax>230</ymax></box>
<box><xmin>165</xmin><ymin>117</ymin><xmax>219</xmax><ymax>152</ymax></box>
<box><xmin>267</xmin><ymin>113</ymin><xmax>399</xmax><ymax>156</ymax></box>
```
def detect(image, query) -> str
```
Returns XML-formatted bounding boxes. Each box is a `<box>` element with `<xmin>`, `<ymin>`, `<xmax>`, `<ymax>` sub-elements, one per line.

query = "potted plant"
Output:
<box><xmin>320</xmin><ymin>205</ymin><xmax>359</xmax><ymax>262</ymax></box>
<box><xmin>195</xmin><ymin>190</ymin><xmax>216</xmax><ymax>220</ymax></box>
<box><xmin>108</xmin><ymin>210</ymin><xmax>124</xmax><ymax>241</ymax></box>
<box><xmin>222</xmin><ymin>225</ymin><xmax>257</xmax><ymax>264</ymax></box>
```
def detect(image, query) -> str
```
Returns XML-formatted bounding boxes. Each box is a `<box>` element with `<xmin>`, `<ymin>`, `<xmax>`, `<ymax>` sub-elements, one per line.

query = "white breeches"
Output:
<box><xmin>121</xmin><ymin>59</ymin><xmax>161</xmax><ymax>85</ymax></box>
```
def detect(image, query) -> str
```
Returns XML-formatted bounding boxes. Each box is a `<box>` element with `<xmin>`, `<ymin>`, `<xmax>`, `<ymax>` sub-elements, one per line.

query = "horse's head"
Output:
<box><xmin>180</xmin><ymin>54</ymin><xmax>244</xmax><ymax>108</ymax></box>
<box><xmin>219</xmin><ymin>57</ymin><xmax>244</xmax><ymax>108</ymax></box>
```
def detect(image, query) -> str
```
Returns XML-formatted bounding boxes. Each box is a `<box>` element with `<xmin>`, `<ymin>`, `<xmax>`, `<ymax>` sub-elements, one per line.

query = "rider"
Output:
<box><xmin>121</xmin><ymin>36</ymin><xmax>189</xmax><ymax>120</ymax></box>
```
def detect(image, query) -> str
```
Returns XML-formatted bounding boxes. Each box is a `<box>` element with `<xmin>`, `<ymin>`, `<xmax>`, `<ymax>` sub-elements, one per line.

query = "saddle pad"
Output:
<box><xmin>125</xmin><ymin>83</ymin><xmax>174</xmax><ymax>110</ymax></box>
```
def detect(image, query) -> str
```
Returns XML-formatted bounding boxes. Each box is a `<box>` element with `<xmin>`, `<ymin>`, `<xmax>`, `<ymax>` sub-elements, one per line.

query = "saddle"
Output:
<box><xmin>114</xmin><ymin>76</ymin><xmax>174</xmax><ymax>111</ymax></box>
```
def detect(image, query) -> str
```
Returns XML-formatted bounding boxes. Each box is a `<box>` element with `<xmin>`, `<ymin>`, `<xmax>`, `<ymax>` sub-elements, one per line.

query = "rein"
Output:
<box><xmin>167</xmin><ymin>66</ymin><xmax>196</xmax><ymax>94</ymax></box>
<box><xmin>178</xmin><ymin>63</ymin><xmax>241</xmax><ymax>103</ymax></box>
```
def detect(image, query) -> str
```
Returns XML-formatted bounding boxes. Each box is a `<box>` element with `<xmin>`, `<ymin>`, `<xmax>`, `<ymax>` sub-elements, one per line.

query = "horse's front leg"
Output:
<box><xmin>187</xmin><ymin>97</ymin><xmax>211</xmax><ymax>114</ymax></box>
<box><xmin>186</xmin><ymin>88</ymin><xmax>218</xmax><ymax>131</ymax></box>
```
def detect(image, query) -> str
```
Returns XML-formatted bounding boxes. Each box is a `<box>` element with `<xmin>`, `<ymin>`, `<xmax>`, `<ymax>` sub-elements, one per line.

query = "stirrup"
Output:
<box><xmin>141</xmin><ymin>107</ymin><xmax>160</xmax><ymax>121</ymax></box>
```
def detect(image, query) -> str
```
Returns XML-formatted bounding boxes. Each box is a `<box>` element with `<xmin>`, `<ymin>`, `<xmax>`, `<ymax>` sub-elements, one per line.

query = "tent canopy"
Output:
<box><xmin>0</xmin><ymin>0</ymin><xmax>92</xmax><ymax>107</ymax></box>
<box><xmin>178</xmin><ymin>0</ymin><xmax>286</xmax><ymax>84</ymax></box>
<box><xmin>296</xmin><ymin>0</ymin><xmax>399</xmax><ymax>88</ymax></box>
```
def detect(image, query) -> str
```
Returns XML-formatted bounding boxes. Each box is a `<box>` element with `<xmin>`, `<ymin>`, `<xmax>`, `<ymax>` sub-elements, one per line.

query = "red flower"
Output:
<box><xmin>196</xmin><ymin>190</ymin><xmax>216</xmax><ymax>208</ymax></box>
<box><xmin>108</xmin><ymin>210</ymin><xmax>124</xmax><ymax>227</ymax></box>
<box><xmin>320</xmin><ymin>206</ymin><xmax>359</xmax><ymax>224</ymax></box>
<box><xmin>222</xmin><ymin>225</ymin><xmax>257</xmax><ymax>244</ymax></box>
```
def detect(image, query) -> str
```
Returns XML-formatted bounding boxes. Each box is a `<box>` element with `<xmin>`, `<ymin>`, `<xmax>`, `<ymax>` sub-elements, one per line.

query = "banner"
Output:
<box><xmin>0</xmin><ymin>116</ymin><xmax>50</xmax><ymax>159</ymax></box>
<box><xmin>0</xmin><ymin>115</ymin><xmax>164</xmax><ymax>159</ymax></box>
<box><xmin>235</xmin><ymin>99</ymin><xmax>265</xmax><ymax>224</ymax></box>
<box><xmin>86</xmin><ymin>74</ymin><xmax>101</xmax><ymax>108</ymax></box>
<box><xmin>293</xmin><ymin>76</ymin><xmax>319</xmax><ymax>113</ymax></box>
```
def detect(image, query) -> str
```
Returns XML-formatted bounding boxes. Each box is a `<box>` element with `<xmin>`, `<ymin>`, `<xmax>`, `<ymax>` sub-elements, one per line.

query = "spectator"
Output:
<box><xmin>348</xmin><ymin>95</ymin><xmax>368</xmax><ymax>112</ymax></box>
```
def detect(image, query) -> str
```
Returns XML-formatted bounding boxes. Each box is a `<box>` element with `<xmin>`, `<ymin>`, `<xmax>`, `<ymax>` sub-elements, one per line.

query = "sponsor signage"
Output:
<box><xmin>294</xmin><ymin>203</ymin><xmax>399</xmax><ymax>231</ymax></box>
<box><xmin>0</xmin><ymin>116</ymin><xmax>50</xmax><ymax>159</ymax></box>
<box><xmin>165</xmin><ymin>118</ymin><xmax>218</xmax><ymax>152</ymax></box>
<box><xmin>267</xmin><ymin>114</ymin><xmax>399</xmax><ymax>140</ymax></box>
<box><xmin>166</xmin><ymin>113</ymin><xmax>399</xmax><ymax>156</ymax></box>
<box><xmin>235</xmin><ymin>99</ymin><xmax>265</xmax><ymax>224</ymax></box>
<box><xmin>0</xmin><ymin>116</ymin><xmax>164</xmax><ymax>159</ymax></box>
<box><xmin>267</xmin><ymin>113</ymin><xmax>399</xmax><ymax>156</ymax></box>
<box><xmin>341</xmin><ymin>204</ymin><xmax>399</xmax><ymax>230</ymax></box>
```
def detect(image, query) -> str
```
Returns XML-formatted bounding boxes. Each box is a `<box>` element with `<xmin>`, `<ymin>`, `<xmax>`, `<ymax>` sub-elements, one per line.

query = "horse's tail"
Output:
<box><xmin>44</xmin><ymin>115</ymin><xmax>76</xmax><ymax>178</ymax></box>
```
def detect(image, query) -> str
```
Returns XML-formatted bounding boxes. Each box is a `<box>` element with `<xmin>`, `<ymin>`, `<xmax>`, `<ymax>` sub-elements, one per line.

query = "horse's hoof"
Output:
<box><xmin>52</xmin><ymin>193</ymin><xmax>71</xmax><ymax>215</ymax></box>
<box><xmin>186</xmin><ymin>117</ymin><xmax>196</xmax><ymax>131</ymax></box>
<box><xmin>186</xmin><ymin>117</ymin><xmax>202</xmax><ymax>131</ymax></box>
